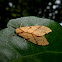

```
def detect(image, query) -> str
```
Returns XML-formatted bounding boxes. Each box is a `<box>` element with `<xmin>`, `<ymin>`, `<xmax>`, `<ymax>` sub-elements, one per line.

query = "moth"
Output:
<box><xmin>11</xmin><ymin>17</ymin><xmax>52</xmax><ymax>46</ymax></box>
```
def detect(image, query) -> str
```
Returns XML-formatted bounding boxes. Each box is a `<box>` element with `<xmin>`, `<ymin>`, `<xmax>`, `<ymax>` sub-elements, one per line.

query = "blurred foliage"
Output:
<box><xmin>0</xmin><ymin>0</ymin><xmax>62</xmax><ymax>29</ymax></box>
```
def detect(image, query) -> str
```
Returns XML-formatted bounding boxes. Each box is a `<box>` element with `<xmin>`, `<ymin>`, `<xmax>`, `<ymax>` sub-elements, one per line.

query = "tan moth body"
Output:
<box><xmin>15</xmin><ymin>26</ymin><xmax>52</xmax><ymax>46</ymax></box>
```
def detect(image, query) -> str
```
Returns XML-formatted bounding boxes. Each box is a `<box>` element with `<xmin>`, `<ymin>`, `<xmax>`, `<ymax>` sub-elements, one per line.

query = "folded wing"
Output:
<box><xmin>18</xmin><ymin>32</ymin><xmax>49</xmax><ymax>46</ymax></box>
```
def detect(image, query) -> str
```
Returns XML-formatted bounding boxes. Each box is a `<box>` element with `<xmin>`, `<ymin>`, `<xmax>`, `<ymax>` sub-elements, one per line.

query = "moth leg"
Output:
<box><xmin>24</xmin><ymin>38</ymin><xmax>26</xmax><ymax>43</ymax></box>
<box><xmin>20</xmin><ymin>17</ymin><xmax>22</xmax><ymax>27</ymax></box>
<box><xmin>8</xmin><ymin>34</ymin><xmax>16</xmax><ymax>38</ymax></box>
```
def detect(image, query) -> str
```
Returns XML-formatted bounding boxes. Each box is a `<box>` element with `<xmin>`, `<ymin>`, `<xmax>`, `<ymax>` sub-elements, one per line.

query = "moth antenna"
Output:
<box><xmin>8</xmin><ymin>34</ymin><xmax>16</xmax><ymax>38</ymax></box>
<box><xmin>9</xmin><ymin>25</ymin><xmax>17</xmax><ymax>29</ymax></box>
<box><xmin>20</xmin><ymin>17</ymin><xmax>22</xmax><ymax>27</ymax></box>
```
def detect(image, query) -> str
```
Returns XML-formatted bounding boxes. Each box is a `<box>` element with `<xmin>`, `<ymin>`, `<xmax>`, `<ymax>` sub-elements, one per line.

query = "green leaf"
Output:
<box><xmin>0</xmin><ymin>16</ymin><xmax>62</xmax><ymax>62</ymax></box>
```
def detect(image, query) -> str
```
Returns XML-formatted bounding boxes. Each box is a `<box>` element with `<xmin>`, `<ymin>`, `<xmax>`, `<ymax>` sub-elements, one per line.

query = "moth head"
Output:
<box><xmin>15</xmin><ymin>28</ymin><xmax>23</xmax><ymax>34</ymax></box>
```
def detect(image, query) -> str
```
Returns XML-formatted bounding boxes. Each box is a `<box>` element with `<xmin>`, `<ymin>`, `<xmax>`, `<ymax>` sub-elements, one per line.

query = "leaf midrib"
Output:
<box><xmin>20</xmin><ymin>51</ymin><xmax>62</xmax><ymax>58</ymax></box>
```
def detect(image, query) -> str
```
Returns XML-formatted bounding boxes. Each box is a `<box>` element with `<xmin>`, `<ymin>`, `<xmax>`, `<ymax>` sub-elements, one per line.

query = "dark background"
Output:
<box><xmin>0</xmin><ymin>0</ymin><xmax>62</xmax><ymax>29</ymax></box>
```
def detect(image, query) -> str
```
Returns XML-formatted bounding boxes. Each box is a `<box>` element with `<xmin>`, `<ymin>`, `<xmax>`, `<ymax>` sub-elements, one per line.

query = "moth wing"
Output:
<box><xmin>36</xmin><ymin>36</ymin><xmax>49</xmax><ymax>46</ymax></box>
<box><xmin>17</xmin><ymin>32</ymin><xmax>38</xmax><ymax>44</ymax></box>
<box><xmin>20</xmin><ymin>26</ymin><xmax>30</xmax><ymax>32</ymax></box>
<box><xmin>20</xmin><ymin>26</ymin><xmax>52</xmax><ymax>36</ymax></box>
<box><xmin>18</xmin><ymin>32</ymin><xmax>49</xmax><ymax>46</ymax></box>
<box><xmin>32</xmin><ymin>35</ymin><xmax>49</xmax><ymax>46</ymax></box>
<box><xmin>20</xmin><ymin>26</ymin><xmax>40</xmax><ymax>32</ymax></box>
<box><xmin>28</xmin><ymin>26</ymin><xmax>52</xmax><ymax>36</ymax></box>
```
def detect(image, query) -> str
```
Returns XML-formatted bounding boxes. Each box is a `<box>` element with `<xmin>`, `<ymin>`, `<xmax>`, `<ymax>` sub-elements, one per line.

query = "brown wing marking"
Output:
<box><xmin>30</xmin><ymin>35</ymin><xmax>49</xmax><ymax>46</ymax></box>
<box><xmin>32</xmin><ymin>26</ymin><xmax>52</xmax><ymax>36</ymax></box>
